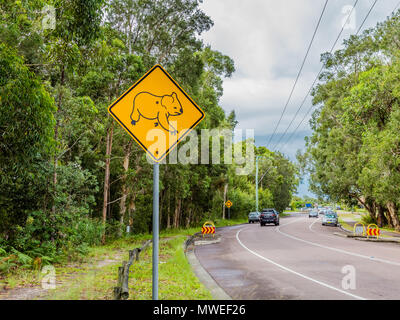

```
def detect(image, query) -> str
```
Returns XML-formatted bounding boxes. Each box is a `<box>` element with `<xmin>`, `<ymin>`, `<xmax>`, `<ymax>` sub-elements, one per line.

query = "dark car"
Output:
<box><xmin>260</xmin><ymin>208</ymin><xmax>280</xmax><ymax>226</ymax></box>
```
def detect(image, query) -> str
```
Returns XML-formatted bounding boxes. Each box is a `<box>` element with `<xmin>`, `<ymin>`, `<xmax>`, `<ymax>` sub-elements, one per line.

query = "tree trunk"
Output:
<box><xmin>186</xmin><ymin>207</ymin><xmax>192</xmax><ymax>228</ymax></box>
<box><xmin>52</xmin><ymin>65</ymin><xmax>65</xmax><ymax>215</ymax></box>
<box><xmin>386</xmin><ymin>202</ymin><xmax>400</xmax><ymax>231</ymax></box>
<box><xmin>386</xmin><ymin>210</ymin><xmax>394</xmax><ymax>229</ymax></box>
<box><xmin>167</xmin><ymin>189</ymin><xmax>171</xmax><ymax>229</ymax></box>
<box><xmin>173</xmin><ymin>198</ymin><xmax>181</xmax><ymax>228</ymax></box>
<box><xmin>376</xmin><ymin>205</ymin><xmax>387</xmax><ymax>228</ymax></box>
<box><xmin>102</xmin><ymin>122</ymin><xmax>114</xmax><ymax>243</ymax></box>
<box><xmin>119</xmin><ymin>141</ymin><xmax>133</xmax><ymax>237</ymax></box>
<box><xmin>223</xmin><ymin>183</ymin><xmax>228</xmax><ymax>219</ymax></box>
<box><xmin>128</xmin><ymin>192</ymin><xmax>137</xmax><ymax>231</ymax></box>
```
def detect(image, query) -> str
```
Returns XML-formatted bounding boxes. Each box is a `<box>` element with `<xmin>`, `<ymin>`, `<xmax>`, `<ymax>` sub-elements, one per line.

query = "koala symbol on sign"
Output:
<box><xmin>130</xmin><ymin>92</ymin><xmax>183</xmax><ymax>135</ymax></box>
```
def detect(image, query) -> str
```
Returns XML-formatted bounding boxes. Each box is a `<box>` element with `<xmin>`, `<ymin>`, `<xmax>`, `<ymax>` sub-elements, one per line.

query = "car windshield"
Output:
<box><xmin>326</xmin><ymin>214</ymin><xmax>336</xmax><ymax>218</ymax></box>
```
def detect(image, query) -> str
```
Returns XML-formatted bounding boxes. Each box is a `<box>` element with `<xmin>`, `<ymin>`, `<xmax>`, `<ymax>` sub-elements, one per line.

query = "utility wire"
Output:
<box><xmin>272</xmin><ymin>0</ymin><xmax>359</xmax><ymax>151</ymax></box>
<box><xmin>278</xmin><ymin>0</ymin><xmax>380</xmax><ymax>152</ymax></box>
<box><xmin>356</xmin><ymin>0</ymin><xmax>378</xmax><ymax>35</ymax></box>
<box><xmin>266</xmin><ymin>0</ymin><xmax>329</xmax><ymax>149</ymax></box>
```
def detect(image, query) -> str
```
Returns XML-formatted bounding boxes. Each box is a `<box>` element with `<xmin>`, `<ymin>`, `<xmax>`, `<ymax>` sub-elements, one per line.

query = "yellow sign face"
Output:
<box><xmin>108</xmin><ymin>65</ymin><xmax>205</xmax><ymax>162</ymax></box>
<box><xmin>225</xmin><ymin>200</ymin><xmax>233</xmax><ymax>208</ymax></box>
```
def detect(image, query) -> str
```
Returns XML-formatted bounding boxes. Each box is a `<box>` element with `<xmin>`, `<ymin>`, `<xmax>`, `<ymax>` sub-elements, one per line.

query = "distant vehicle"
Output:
<box><xmin>336</xmin><ymin>206</ymin><xmax>342</xmax><ymax>210</ymax></box>
<box><xmin>309</xmin><ymin>210</ymin><xmax>319</xmax><ymax>218</ymax></box>
<box><xmin>260</xmin><ymin>208</ymin><xmax>280</xmax><ymax>226</ymax></box>
<box><xmin>248</xmin><ymin>212</ymin><xmax>260</xmax><ymax>224</ymax></box>
<box><xmin>322</xmin><ymin>211</ymin><xmax>338</xmax><ymax>227</ymax></box>
<box><xmin>318</xmin><ymin>209</ymin><xmax>326</xmax><ymax>215</ymax></box>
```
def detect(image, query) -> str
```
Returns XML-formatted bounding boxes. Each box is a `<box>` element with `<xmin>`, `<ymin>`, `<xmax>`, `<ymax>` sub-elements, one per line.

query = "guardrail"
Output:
<box><xmin>113</xmin><ymin>239</ymin><xmax>152</xmax><ymax>300</ymax></box>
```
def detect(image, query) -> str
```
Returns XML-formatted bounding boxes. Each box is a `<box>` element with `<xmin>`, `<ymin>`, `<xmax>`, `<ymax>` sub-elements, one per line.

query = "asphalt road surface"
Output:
<box><xmin>195</xmin><ymin>213</ymin><xmax>400</xmax><ymax>300</ymax></box>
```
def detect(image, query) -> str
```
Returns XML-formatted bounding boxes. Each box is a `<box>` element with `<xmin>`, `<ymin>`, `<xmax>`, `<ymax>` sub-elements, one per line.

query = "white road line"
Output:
<box><xmin>277</xmin><ymin>218</ymin><xmax>400</xmax><ymax>267</ymax></box>
<box><xmin>236</xmin><ymin>228</ymin><xmax>366</xmax><ymax>300</ymax></box>
<box><xmin>309</xmin><ymin>217</ymin><xmax>321</xmax><ymax>232</ymax></box>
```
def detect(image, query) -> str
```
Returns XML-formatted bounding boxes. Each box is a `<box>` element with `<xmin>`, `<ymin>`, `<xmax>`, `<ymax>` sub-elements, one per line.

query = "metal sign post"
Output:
<box><xmin>152</xmin><ymin>163</ymin><xmax>159</xmax><ymax>300</ymax></box>
<box><xmin>256</xmin><ymin>156</ymin><xmax>259</xmax><ymax>212</ymax></box>
<box><xmin>107</xmin><ymin>65</ymin><xmax>205</xmax><ymax>301</ymax></box>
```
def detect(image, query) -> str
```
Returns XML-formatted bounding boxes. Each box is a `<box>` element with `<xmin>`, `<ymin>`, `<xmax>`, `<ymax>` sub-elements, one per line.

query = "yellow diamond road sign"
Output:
<box><xmin>225</xmin><ymin>200</ymin><xmax>232</xmax><ymax>208</ymax></box>
<box><xmin>108</xmin><ymin>65</ymin><xmax>205</xmax><ymax>162</ymax></box>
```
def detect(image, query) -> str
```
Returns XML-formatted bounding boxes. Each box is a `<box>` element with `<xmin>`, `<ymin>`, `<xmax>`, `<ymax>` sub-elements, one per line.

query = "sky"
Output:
<box><xmin>199</xmin><ymin>0</ymin><xmax>400</xmax><ymax>197</ymax></box>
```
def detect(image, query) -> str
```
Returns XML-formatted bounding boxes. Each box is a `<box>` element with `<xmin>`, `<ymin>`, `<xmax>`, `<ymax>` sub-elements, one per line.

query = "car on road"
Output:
<box><xmin>309</xmin><ymin>210</ymin><xmax>319</xmax><ymax>218</ymax></box>
<box><xmin>322</xmin><ymin>211</ymin><xmax>338</xmax><ymax>227</ymax></box>
<box><xmin>318</xmin><ymin>208</ymin><xmax>326</xmax><ymax>215</ymax></box>
<box><xmin>260</xmin><ymin>208</ymin><xmax>280</xmax><ymax>226</ymax></box>
<box><xmin>248</xmin><ymin>212</ymin><xmax>260</xmax><ymax>223</ymax></box>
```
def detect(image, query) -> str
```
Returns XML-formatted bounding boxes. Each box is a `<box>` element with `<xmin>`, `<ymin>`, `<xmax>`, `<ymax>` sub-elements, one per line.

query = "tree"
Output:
<box><xmin>0</xmin><ymin>43</ymin><xmax>55</xmax><ymax>240</ymax></box>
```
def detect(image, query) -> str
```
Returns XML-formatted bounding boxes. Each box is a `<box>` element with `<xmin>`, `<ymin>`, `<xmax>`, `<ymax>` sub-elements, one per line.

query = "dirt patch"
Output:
<box><xmin>0</xmin><ymin>286</ymin><xmax>47</xmax><ymax>300</ymax></box>
<box><xmin>0</xmin><ymin>250</ymin><xmax>125</xmax><ymax>300</ymax></box>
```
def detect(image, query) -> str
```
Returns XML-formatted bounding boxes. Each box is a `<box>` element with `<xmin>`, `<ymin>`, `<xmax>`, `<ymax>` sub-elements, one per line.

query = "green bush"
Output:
<box><xmin>361</xmin><ymin>214</ymin><xmax>377</xmax><ymax>225</ymax></box>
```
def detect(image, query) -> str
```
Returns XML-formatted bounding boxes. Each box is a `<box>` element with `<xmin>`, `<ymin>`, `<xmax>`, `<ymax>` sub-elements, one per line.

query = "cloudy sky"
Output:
<box><xmin>199</xmin><ymin>0</ymin><xmax>400</xmax><ymax>197</ymax></box>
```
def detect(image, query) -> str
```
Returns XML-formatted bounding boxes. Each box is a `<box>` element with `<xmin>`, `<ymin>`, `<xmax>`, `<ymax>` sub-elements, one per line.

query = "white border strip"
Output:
<box><xmin>236</xmin><ymin>228</ymin><xmax>366</xmax><ymax>300</ymax></box>
<box><xmin>277</xmin><ymin>219</ymin><xmax>400</xmax><ymax>267</ymax></box>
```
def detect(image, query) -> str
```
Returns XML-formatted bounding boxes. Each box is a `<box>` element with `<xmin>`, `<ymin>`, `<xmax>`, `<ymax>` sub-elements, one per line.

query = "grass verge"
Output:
<box><xmin>1</xmin><ymin>218</ymin><xmax>247</xmax><ymax>300</ymax></box>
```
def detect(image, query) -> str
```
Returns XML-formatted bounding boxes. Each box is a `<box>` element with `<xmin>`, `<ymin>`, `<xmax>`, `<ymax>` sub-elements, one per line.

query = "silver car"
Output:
<box><xmin>322</xmin><ymin>212</ymin><xmax>338</xmax><ymax>227</ymax></box>
<box><xmin>309</xmin><ymin>210</ymin><xmax>319</xmax><ymax>218</ymax></box>
<box><xmin>248</xmin><ymin>212</ymin><xmax>260</xmax><ymax>224</ymax></box>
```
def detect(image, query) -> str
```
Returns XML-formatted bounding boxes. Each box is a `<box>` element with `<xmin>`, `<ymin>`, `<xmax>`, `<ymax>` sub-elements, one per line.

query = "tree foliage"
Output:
<box><xmin>0</xmin><ymin>0</ymin><xmax>298</xmax><ymax>268</ymax></box>
<box><xmin>300</xmin><ymin>12</ymin><xmax>400</xmax><ymax>229</ymax></box>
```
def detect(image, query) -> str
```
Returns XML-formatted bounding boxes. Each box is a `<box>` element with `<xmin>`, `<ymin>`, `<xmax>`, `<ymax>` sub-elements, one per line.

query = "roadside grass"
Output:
<box><xmin>1</xmin><ymin>218</ymin><xmax>245</xmax><ymax>300</ymax></box>
<box><xmin>43</xmin><ymin>233</ymin><xmax>212</xmax><ymax>300</ymax></box>
<box><xmin>338</xmin><ymin>218</ymin><xmax>353</xmax><ymax>232</ymax></box>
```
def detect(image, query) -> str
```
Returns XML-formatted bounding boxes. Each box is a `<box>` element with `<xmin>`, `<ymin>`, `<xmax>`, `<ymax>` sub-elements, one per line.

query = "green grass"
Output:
<box><xmin>1</xmin><ymin>218</ymin><xmax>249</xmax><ymax>300</ymax></box>
<box><xmin>42</xmin><ymin>232</ymin><xmax>212</xmax><ymax>300</ymax></box>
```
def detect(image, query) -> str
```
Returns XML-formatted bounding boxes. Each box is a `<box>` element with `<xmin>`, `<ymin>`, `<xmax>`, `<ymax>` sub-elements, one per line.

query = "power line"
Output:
<box><xmin>266</xmin><ymin>0</ymin><xmax>329</xmax><ymax>149</ymax></box>
<box><xmin>272</xmin><ymin>0</ymin><xmax>359</xmax><ymax>151</ymax></box>
<box><xmin>356</xmin><ymin>0</ymin><xmax>378</xmax><ymax>35</ymax></box>
<box><xmin>280</xmin><ymin>0</ymin><xmax>379</xmax><ymax>153</ymax></box>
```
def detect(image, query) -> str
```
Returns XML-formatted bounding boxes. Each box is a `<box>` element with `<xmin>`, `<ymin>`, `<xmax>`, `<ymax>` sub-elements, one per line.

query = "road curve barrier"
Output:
<box><xmin>202</xmin><ymin>221</ymin><xmax>216</xmax><ymax>238</ymax></box>
<box><xmin>353</xmin><ymin>222</ymin><xmax>366</xmax><ymax>237</ymax></box>
<box><xmin>366</xmin><ymin>224</ymin><xmax>380</xmax><ymax>239</ymax></box>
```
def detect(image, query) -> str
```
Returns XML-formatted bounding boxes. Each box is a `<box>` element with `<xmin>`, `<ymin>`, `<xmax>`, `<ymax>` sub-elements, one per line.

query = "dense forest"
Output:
<box><xmin>299</xmin><ymin>12</ymin><xmax>400</xmax><ymax>231</ymax></box>
<box><xmin>0</xmin><ymin>0</ymin><xmax>298</xmax><ymax>271</ymax></box>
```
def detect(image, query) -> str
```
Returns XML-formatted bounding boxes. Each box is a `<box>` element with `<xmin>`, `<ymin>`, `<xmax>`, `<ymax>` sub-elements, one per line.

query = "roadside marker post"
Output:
<box><xmin>202</xmin><ymin>221</ymin><xmax>216</xmax><ymax>238</ymax></box>
<box><xmin>367</xmin><ymin>224</ymin><xmax>380</xmax><ymax>239</ymax></box>
<box><xmin>225</xmin><ymin>200</ymin><xmax>232</xmax><ymax>220</ymax></box>
<box><xmin>108</xmin><ymin>65</ymin><xmax>205</xmax><ymax>300</ymax></box>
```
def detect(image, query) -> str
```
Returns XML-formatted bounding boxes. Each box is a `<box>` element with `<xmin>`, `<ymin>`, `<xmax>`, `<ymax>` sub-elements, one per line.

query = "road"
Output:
<box><xmin>194</xmin><ymin>213</ymin><xmax>400</xmax><ymax>300</ymax></box>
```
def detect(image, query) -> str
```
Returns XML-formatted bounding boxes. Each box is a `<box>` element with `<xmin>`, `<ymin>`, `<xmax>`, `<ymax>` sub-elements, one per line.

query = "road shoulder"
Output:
<box><xmin>185</xmin><ymin>242</ymin><xmax>231</xmax><ymax>300</ymax></box>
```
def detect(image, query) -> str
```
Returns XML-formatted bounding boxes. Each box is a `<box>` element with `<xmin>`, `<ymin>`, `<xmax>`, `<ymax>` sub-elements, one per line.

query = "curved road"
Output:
<box><xmin>194</xmin><ymin>214</ymin><xmax>400</xmax><ymax>300</ymax></box>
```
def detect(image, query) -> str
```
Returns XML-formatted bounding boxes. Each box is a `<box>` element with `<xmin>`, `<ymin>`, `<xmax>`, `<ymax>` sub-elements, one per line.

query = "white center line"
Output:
<box><xmin>277</xmin><ymin>218</ymin><xmax>400</xmax><ymax>267</ymax></box>
<box><xmin>236</xmin><ymin>228</ymin><xmax>367</xmax><ymax>300</ymax></box>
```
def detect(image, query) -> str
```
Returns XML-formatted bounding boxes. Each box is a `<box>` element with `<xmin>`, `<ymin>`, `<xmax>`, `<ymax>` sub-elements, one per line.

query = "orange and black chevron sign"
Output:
<box><xmin>202</xmin><ymin>226</ymin><xmax>215</xmax><ymax>234</ymax></box>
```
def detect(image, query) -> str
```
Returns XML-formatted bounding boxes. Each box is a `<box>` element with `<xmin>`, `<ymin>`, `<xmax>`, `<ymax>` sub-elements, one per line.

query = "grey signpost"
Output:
<box><xmin>107</xmin><ymin>65</ymin><xmax>204</xmax><ymax>302</ymax></box>
<box><xmin>152</xmin><ymin>163</ymin><xmax>159</xmax><ymax>300</ymax></box>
